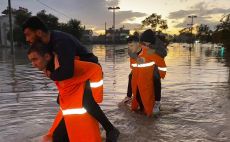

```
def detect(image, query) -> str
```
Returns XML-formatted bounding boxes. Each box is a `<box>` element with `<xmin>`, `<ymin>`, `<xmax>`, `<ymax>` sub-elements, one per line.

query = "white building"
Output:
<box><xmin>0</xmin><ymin>15</ymin><xmax>15</xmax><ymax>47</ymax></box>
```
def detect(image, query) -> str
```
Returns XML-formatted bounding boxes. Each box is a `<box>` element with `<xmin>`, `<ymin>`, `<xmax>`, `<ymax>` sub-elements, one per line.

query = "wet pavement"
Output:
<box><xmin>0</xmin><ymin>43</ymin><xmax>229</xmax><ymax>142</ymax></box>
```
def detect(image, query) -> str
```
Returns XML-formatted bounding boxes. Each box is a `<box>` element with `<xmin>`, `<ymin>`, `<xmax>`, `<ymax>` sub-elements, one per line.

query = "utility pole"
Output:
<box><xmin>188</xmin><ymin>15</ymin><xmax>197</xmax><ymax>49</ymax></box>
<box><xmin>105</xmin><ymin>22</ymin><xmax>107</xmax><ymax>44</ymax></box>
<box><xmin>108</xmin><ymin>6</ymin><xmax>120</xmax><ymax>44</ymax></box>
<box><xmin>8</xmin><ymin>0</ymin><xmax>14</xmax><ymax>55</ymax></box>
<box><xmin>188</xmin><ymin>15</ymin><xmax>197</xmax><ymax>36</ymax></box>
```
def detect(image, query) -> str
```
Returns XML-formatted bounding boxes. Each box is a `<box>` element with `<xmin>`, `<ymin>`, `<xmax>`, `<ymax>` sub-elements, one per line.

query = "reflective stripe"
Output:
<box><xmin>131</xmin><ymin>61</ymin><xmax>155</xmax><ymax>68</ymax></box>
<box><xmin>62</xmin><ymin>108</ymin><xmax>87</xmax><ymax>115</ymax></box>
<box><xmin>90</xmin><ymin>80</ymin><xmax>103</xmax><ymax>88</ymax></box>
<box><xmin>158</xmin><ymin>67</ymin><xmax>167</xmax><ymax>71</ymax></box>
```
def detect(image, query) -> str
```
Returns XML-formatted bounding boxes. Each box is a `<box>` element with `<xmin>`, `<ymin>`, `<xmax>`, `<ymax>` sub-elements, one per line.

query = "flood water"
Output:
<box><xmin>0</xmin><ymin>43</ymin><xmax>230</xmax><ymax>142</ymax></box>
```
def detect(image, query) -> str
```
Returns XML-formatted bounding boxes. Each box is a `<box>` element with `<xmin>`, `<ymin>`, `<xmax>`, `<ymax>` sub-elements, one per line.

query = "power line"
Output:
<box><xmin>34</xmin><ymin>0</ymin><xmax>71</xmax><ymax>19</ymax></box>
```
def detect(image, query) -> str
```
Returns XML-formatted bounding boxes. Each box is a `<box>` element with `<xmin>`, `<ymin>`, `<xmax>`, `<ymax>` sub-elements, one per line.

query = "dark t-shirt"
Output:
<box><xmin>47</xmin><ymin>30</ymin><xmax>98</xmax><ymax>81</ymax></box>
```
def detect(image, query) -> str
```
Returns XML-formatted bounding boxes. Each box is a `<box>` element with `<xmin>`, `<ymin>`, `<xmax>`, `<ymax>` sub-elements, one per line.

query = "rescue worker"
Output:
<box><xmin>128</xmin><ymin>35</ymin><xmax>155</xmax><ymax>116</ymax></box>
<box><xmin>122</xmin><ymin>36</ymin><xmax>140</xmax><ymax>104</ymax></box>
<box><xmin>28</xmin><ymin>41</ymin><xmax>103</xmax><ymax>142</ymax></box>
<box><xmin>139</xmin><ymin>29</ymin><xmax>167</xmax><ymax>114</ymax></box>
<box><xmin>23</xmin><ymin>16</ymin><xmax>119</xmax><ymax>142</ymax></box>
<box><xmin>123</xmin><ymin>29</ymin><xmax>167</xmax><ymax>114</ymax></box>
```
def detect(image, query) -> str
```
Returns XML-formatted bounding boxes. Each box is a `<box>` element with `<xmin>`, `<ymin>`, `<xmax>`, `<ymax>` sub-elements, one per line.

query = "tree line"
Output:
<box><xmin>175</xmin><ymin>14</ymin><xmax>230</xmax><ymax>50</ymax></box>
<box><xmin>2</xmin><ymin>7</ymin><xmax>230</xmax><ymax>50</ymax></box>
<box><xmin>2</xmin><ymin>7</ymin><xmax>84</xmax><ymax>46</ymax></box>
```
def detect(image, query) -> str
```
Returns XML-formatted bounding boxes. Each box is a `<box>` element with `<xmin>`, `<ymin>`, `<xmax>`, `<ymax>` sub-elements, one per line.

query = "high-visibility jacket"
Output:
<box><xmin>46</xmin><ymin>60</ymin><xmax>103</xmax><ymax>142</ymax></box>
<box><xmin>130</xmin><ymin>47</ymin><xmax>155</xmax><ymax>116</ymax></box>
<box><xmin>140</xmin><ymin>45</ymin><xmax>167</xmax><ymax>79</ymax></box>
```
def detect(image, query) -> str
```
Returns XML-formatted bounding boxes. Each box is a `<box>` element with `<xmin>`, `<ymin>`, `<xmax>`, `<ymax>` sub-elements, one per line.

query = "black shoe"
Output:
<box><xmin>106</xmin><ymin>127</ymin><xmax>120</xmax><ymax>142</ymax></box>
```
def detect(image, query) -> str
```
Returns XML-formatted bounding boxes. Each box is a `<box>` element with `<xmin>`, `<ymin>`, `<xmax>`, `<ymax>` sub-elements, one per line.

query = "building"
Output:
<box><xmin>0</xmin><ymin>15</ymin><xmax>15</xmax><ymax>47</ymax></box>
<box><xmin>106</xmin><ymin>27</ymin><xmax>129</xmax><ymax>44</ymax></box>
<box><xmin>81</xmin><ymin>29</ymin><xmax>93</xmax><ymax>43</ymax></box>
<box><xmin>0</xmin><ymin>7</ymin><xmax>27</xmax><ymax>48</ymax></box>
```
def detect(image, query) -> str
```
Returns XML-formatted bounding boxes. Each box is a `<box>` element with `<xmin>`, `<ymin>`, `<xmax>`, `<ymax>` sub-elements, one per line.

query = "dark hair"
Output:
<box><xmin>127</xmin><ymin>35</ymin><xmax>139</xmax><ymax>43</ymax></box>
<box><xmin>140</xmin><ymin>29</ymin><xmax>156</xmax><ymax>44</ymax></box>
<box><xmin>22</xmin><ymin>16</ymin><xmax>48</xmax><ymax>33</ymax></box>
<box><xmin>27</xmin><ymin>41</ymin><xmax>50</xmax><ymax>56</ymax></box>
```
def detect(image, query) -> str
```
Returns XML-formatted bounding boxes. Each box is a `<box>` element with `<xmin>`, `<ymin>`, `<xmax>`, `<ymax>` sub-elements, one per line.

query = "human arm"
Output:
<box><xmin>152</xmin><ymin>55</ymin><xmax>167</xmax><ymax>79</ymax></box>
<box><xmin>50</xmin><ymin>40</ymin><xmax>75</xmax><ymax>81</ymax></box>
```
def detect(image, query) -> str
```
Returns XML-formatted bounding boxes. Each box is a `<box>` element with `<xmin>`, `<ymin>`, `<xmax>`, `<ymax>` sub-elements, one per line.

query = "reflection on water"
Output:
<box><xmin>0</xmin><ymin>43</ymin><xmax>230</xmax><ymax>142</ymax></box>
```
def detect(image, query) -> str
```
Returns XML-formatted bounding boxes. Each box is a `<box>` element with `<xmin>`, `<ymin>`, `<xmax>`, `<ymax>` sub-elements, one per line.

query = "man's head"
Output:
<box><xmin>127</xmin><ymin>35</ymin><xmax>140</xmax><ymax>59</ymax></box>
<box><xmin>27</xmin><ymin>41</ymin><xmax>51</xmax><ymax>71</ymax></box>
<box><xmin>23</xmin><ymin>16</ymin><xmax>49</xmax><ymax>45</ymax></box>
<box><xmin>140</xmin><ymin>29</ymin><xmax>156</xmax><ymax>46</ymax></box>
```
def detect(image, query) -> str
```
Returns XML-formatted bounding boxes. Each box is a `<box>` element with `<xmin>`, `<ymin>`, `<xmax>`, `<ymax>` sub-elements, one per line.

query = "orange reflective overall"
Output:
<box><xmin>47</xmin><ymin>60</ymin><xmax>103</xmax><ymax>142</ymax></box>
<box><xmin>130</xmin><ymin>47</ymin><xmax>155</xmax><ymax>116</ymax></box>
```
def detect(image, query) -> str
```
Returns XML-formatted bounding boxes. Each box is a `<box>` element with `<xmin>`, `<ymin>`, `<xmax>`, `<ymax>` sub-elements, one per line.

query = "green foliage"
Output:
<box><xmin>175</xmin><ymin>27</ymin><xmax>194</xmax><ymax>43</ymax></box>
<box><xmin>142</xmin><ymin>13</ymin><xmax>168</xmax><ymax>32</ymax></box>
<box><xmin>14</xmin><ymin>8</ymin><xmax>32</xmax><ymax>27</ymax></box>
<box><xmin>159</xmin><ymin>20</ymin><xmax>168</xmax><ymax>31</ymax></box>
<box><xmin>196</xmin><ymin>24</ymin><xmax>212</xmax><ymax>43</ymax></box>
<box><xmin>3</xmin><ymin>7</ymin><xmax>85</xmax><ymax>46</ymax></box>
<box><xmin>213</xmin><ymin>14</ymin><xmax>230</xmax><ymax>47</ymax></box>
<box><xmin>58</xmin><ymin>19</ymin><xmax>84</xmax><ymax>40</ymax></box>
<box><xmin>37</xmin><ymin>10</ymin><xmax>59</xmax><ymax>30</ymax></box>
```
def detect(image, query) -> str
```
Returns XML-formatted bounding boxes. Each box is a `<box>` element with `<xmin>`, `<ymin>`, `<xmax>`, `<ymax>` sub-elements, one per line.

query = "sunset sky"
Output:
<box><xmin>1</xmin><ymin>0</ymin><xmax>230</xmax><ymax>35</ymax></box>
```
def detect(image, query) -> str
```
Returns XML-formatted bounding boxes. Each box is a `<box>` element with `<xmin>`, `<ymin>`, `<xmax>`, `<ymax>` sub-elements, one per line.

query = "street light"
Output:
<box><xmin>188</xmin><ymin>15</ymin><xmax>197</xmax><ymax>47</ymax></box>
<box><xmin>108</xmin><ymin>6</ymin><xmax>120</xmax><ymax>30</ymax></box>
<box><xmin>108</xmin><ymin>6</ymin><xmax>120</xmax><ymax>43</ymax></box>
<box><xmin>188</xmin><ymin>15</ymin><xmax>197</xmax><ymax>35</ymax></box>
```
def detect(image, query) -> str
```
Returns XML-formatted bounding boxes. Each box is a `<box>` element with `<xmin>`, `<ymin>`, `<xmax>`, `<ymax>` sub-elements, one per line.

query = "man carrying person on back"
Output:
<box><xmin>23</xmin><ymin>16</ymin><xmax>119</xmax><ymax>142</ymax></box>
<box><xmin>123</xmin><ymin>29</ymin><xmax>167</xmax><ymax>114</ymax></box>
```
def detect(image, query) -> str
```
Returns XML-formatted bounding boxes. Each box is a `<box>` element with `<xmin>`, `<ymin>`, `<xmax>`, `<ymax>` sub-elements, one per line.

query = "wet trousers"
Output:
<box><xmin>127</xmin><ymin>66</ymin><xmax>161</xmax><ymax>101</ymax></box>
<box><xmin>54</xmin><ymin>81</ymin><xmax>114</xmax><ymax>141</ymax></box>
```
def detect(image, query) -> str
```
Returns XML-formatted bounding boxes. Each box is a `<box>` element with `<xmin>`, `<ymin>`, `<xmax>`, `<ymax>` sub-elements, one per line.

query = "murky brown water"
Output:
<box><xmin>0</xmin><ymin>43</ymin><xmax>229</xmax><ymax>142</ymax></box>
